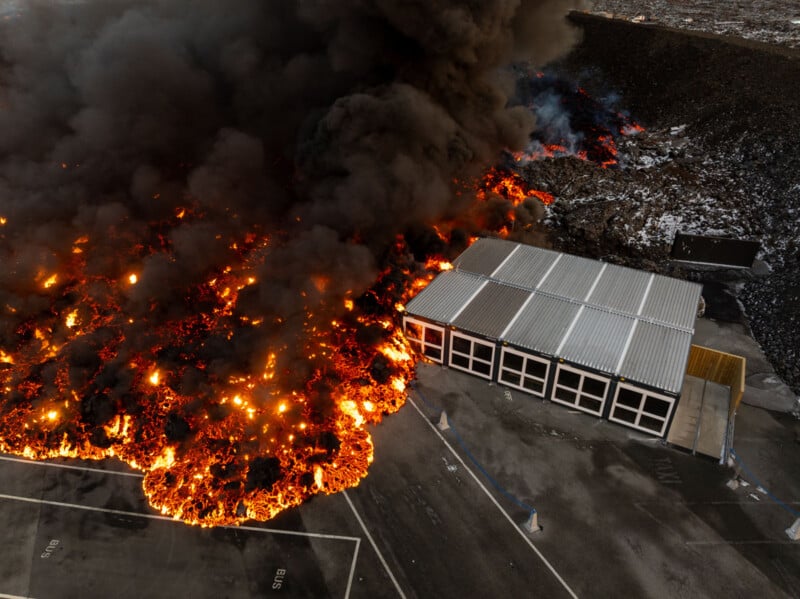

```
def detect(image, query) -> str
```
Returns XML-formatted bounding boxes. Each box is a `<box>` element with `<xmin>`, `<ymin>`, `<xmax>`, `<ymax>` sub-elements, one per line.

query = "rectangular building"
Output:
<box><xmin>403</xmin><ymin>238</ymin><xmax>703</xmax><ymax>438</ymax></box>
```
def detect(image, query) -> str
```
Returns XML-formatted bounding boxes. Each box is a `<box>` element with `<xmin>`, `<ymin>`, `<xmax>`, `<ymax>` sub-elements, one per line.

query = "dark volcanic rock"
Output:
<box><xmin>528</xmin><ymin>14</ymin><xmax>800</xmax><ymax>394</ymax></box>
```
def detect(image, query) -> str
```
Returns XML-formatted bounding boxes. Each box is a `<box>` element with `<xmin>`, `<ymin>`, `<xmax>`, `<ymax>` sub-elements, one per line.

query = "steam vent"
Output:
<box><xmin>403</xmin><ymin>237</ymin><xmax>703</xmax><ymax>439</ymax></box>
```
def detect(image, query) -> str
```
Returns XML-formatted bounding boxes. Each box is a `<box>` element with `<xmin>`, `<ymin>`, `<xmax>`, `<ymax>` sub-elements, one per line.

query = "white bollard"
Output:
<box><xmin>437</xmin><ymin>411</ymin><xmax>450</xmax><ymax>431</ymax></box>
<box><xmin>786</xmin><ymin>517</ymin><xmax>800</xmax><ymax>541</ymax></box>
<box><xmin>524</xmin><ymin>510</ymin><xmax>541</xmax><ymax>533</ymax></box>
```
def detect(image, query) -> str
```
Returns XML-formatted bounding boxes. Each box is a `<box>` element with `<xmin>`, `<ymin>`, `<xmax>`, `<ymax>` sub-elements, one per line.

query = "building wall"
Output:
<box><xmin>403</xmin><ymin>316</ymin><xmax>680</xmax><ymax>438</ymax></box>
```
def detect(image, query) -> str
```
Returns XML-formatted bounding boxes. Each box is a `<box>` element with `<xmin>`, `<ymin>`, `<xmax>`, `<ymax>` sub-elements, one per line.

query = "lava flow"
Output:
<box><xmin>0</xmin><ymin>214</ymin><xmax>424</xmax><ymax>525</ymax></box>
<box><xmin>513</xmin><ymin>71</ymin><xmax>644</xmax><ymax>168</ymax></box>
<box><xmin>0</xmin><ymin>2</ymin><xmax>630</xmax><ymax>527</ymax></box>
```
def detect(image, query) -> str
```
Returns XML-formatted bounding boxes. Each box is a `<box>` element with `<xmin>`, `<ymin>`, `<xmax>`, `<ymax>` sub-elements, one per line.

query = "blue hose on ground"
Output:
<box><xmin>729</xmin><ymin>448</ymin><xmax>799</xmax><ymax>517</ymax></box>
<box><xmin>411</xmin><ymin>382</ymin><xmax>537</xmax><ymax>518</ymax></box>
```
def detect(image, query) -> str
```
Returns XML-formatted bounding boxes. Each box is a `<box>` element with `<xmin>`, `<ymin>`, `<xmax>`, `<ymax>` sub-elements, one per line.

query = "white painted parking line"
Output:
<box><xmin>0</xmin><ymin>492</ymin><xmax>359</xmax><ymax>543</ymax></box>
<box><xmin>685</xmin><ymin>540</ymin><xmax>800</xmax><ymax>546</ymax></box>
<box><xmin>344</xmin><ymin>537</ymin><xmax>361</xmax><ymax>599</ymax></box>
<box><xmin>407</xmin><ymin>395</ymin><xmax>580</xmax><ymax>599</ymax></box>
<box><xmin>0</xmin><ymin>492</ymin><xmax>362</xmax><ymax>599</ymax></box>
<box><xmin>343</xmin><ymin>490</ymin><xmax>407</xmax><ymax>599</ymax></box>
<box><xmin>0</xmin><ymin>455</ymin><xmax>144</xmax><ymax>478</ymax></box>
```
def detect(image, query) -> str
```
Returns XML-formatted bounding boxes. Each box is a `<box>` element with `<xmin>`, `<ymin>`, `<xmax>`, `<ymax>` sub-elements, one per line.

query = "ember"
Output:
<box><xmin>0</xmin><ymin>1</ymin><xmax>592</xmax><ymax>527</ymax></box>
<box><xmin>513</xmin><ymin>71</ymin><xmax>644</xmax><ymax>168</ymax></box>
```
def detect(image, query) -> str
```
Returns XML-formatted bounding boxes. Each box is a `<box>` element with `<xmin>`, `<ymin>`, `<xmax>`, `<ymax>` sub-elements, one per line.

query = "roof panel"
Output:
<box><xmin>404</xmin><ymin>270</ymin><xmax>485</xmax><ymax>324</ymax></box>
<box><xmin>640</xmin><ymin>276</ymin><xmax>702</xmax><ymax>329</ymax></box>
<box><xmin>620</xmin><ymin>321</ymin><xmax>693</xmax><ymax>394</ymax></box>
<box><xmin>559</xmin><ymin>307</ymin><xmax>635</xmax><ymax>374</ymax></box>
<box><xmin>588</xmin><ymin>264</ymin><xmax>652</xmax><ymax>315</ymax></box>
<box><xmin>492</xmin><ymin>244</ymin><xmax>561</xmax><ymax>289</ymax></box>
<box><xmin>453</xmin><ymin>237</ymin><xmax>518</xmax><ymax>276</ymax></box>
<box><xmin>537</xmin><ymin>254</ymin><xmax>605</xmax><ymax>300</ymax></box>
<box><xmin>502</xmin><ymin>292</ymin><xmax>580</xmax><ymax>356</ymax></box>
<box><xmin>453</xmin><ymin>282</ymin><xmax>531</xmax><ymax>338</ymax></box>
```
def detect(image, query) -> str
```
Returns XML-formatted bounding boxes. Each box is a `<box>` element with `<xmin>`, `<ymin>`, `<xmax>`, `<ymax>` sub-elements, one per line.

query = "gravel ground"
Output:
<box><xmin>587</xmin><ymin>0</ymin><xmax>800</xmax><ymax>48</ymax></box>
<box><xmin>520</xmin><ymin>13</ymin><xmax>800</xmax><ymax>400</ymax></box>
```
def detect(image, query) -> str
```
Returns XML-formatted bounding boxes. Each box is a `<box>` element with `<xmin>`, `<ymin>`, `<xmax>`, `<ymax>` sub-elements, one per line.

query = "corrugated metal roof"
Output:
<box><xmin>587</xmin><ymin>264</ymin><xmax>652</xmax><ymax>314</ymax></box>
<box><xmin>619</xmin><ymin>321</ymin><xmax>693</xmax><ymax>394</ymax></box>
<box><xmin>559</xmin><ymin>307</ymin><xmax>636</xmax><ymax>374</ymax></box>
<box><xmin>501</xmin><ymin>292</ymin><xmax>580</xmax><ymax>356</ymax></box>
<box><xmin>492</xmin><ymin>243</ymin><xmax>561</xmax><ymax>288</ymax></box>
<box><xmin>537</xmin><ymin>254</ymin><xmax>605</xmax><ymax>300</ymax></box>
<box><xmin>404</xmin><ymin>270</ymin><xmax>485</xmax><ymax>324</ymax></box>
<box><xmin>453</xmin><ymin>282</ymin><xmax>531</xmax><ymax>338</ymax></box>
<box><xmin>453</xmin><ymin>237</ymin><xmax>517</xmax><ymax>276</ymax></box>
<box><xmin>640</xmin><ymin>276</ymin><xmax>702</xmax><ymax>330</ymax></box>
<box><xmin>404</xmin><ymin>238</ymin><xmax>701</xmax><ymax>394</ymax></box>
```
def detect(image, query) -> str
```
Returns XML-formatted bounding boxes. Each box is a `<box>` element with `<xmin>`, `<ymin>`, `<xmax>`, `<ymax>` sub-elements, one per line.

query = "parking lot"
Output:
<box><xmin>1</xmin><ymin>346</ymin><xmax>798</xmax><ymax>598</ymax></box>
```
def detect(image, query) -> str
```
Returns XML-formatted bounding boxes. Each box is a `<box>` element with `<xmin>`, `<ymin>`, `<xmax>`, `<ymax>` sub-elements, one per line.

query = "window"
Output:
<box><xmin>499</xmin><ymin>347</ymin><xmax>550</xmax><ymax>399</ymax></box>
<box><xmin>551</xmin><ymin>364</ymin><xmax>609</xmax><ymax>416</ymax></box>
<box><xmin>403</xmin><ymin>318</ymin><xmax>445</xmax><ymax>364</ymax></box>
<box><xmin>448</xmin><ymin>332</ymin><xmax>495</xmax><ymax>380</ymax></box>
<box><xmin>609</xmin><ymin>382</ymin><xmax>676</xmax><ymax>436</ymax></box>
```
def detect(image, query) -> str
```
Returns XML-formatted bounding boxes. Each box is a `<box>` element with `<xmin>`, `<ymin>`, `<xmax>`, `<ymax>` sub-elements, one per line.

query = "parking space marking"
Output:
<box><xmin>685</xmin><ymin>540</ymin><xmax>800</xmax><ymax>546</ymax></box>
<box><xmin>344</xmin><ymin>537</ymin><xmax>361</xmax><ymax>599</ymax></box>
<box><xmin>0</xmin><ymin>593</ymin><xmax>36</xmax><ymax>599</ymax></box>
<box><xmin>0</xmin><ymin>492</ymin><xmax>360</xmax><ymax>543</ymax></box>
<box><xmin>343</xmin><ymin>490</ymin><xmax>406</xmax><ymax>598</ymax></box>
<box><xmin>0</xmin><ymin>455</ymin><xmax>144</xmax><ymax>478</ymax></box>
<box><xmin>407</xmin><ymin>395</ymin><xmax>580</xmax><ymax>599</ymax></box>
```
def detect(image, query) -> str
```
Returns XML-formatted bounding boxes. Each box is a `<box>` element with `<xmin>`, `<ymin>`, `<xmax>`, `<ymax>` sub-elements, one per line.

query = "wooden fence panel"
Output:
<box><xmin>686</xmin><ymin>344</ymin><xmax>746</xmax><ymax>416</ymax></box>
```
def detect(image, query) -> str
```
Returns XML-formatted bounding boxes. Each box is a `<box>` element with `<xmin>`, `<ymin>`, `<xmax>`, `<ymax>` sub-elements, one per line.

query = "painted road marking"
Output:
<box><xmin>0</xmin><ymin>455</ymin><xmax>144</xmax><ymax>478</ymax></box>
<box><xmin>407</xmin><ymin>395</ymin><xmax>579</xmax><ymax>599</ymax></box>
<box><xmin>0</xmin><ymin>493</ymin><xmax>362</xmax><ymax>599</ymax></box>
<box><xmin>685</xmin><ymin>540</ymin><xmax>800</xmax><ymax>546</ymax></box>
<box><xmin>343</xmin><ymin>490</ymin><xmax>406</xmax><ymax>599</ymax></box>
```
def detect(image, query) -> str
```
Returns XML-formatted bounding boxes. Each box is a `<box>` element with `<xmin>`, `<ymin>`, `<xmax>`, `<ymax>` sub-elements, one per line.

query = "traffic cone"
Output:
<box><xmin>524</xmin><ymin>510</ymin><xmax>541</xmax><ymax>533</ymax></box>
<box><xmin>786</xmin><ymin>517</ymin><xmax>800</xmax><ymax>541</ymax></box>
<box><xmin>437</xmin><ymin>411</ymin><xmax>450</xmax><ymax>431</ymax></box>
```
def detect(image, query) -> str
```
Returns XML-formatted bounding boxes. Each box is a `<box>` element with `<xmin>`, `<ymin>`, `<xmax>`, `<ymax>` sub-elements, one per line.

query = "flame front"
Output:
<box><xmin>0</xmin><ymin>223</ymin><xmax>419</xmax><ymax>527</ymax></box>
<box><xmin>0</xmin><ymin>77</ymin><xmax>638</xmax><ymax>526</ymax></box>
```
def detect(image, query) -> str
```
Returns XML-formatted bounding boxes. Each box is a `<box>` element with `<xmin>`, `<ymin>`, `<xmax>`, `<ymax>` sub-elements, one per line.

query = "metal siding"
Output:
<box><xmin>537</xmin><ymin>254</ymin><xmax>605</xmax><ymax>299</ymax></box>
<box><xmin>587</xmin><ymin>264</ymin><xmax>652</xmax><ymax>315</ymax></box>
<box><xmin>640</xmin><ymin>276</ymin><xmax>702</xmax><ymax>329</ymax></box>
<box><xmin>408</xmin><ymin>240</ymin><xmax>702</xmax><ymax>397</ymax></box>
<box><xmin>404</xmin><ymin>270</ymin><xmax>485</xmax><ymax>324</ymax></box>
<box><xmin>492</xmin><ymin>244</ymin><xmax>561</xmax><ymax>288</ymax></box>
<box><xmin>452</xmin><ymin>282</ymin><xmax>531</xmax><ymax>339</ymax></box>
<box><xmin>453</xmin><ymin>237</ymin><xmax>518</xmax><ymax>276</ymax></box>
<box><xmin>620</xmin><ymin>321</ymin><xmax>693</xmax><ymax>394</ymax></box>
<box><xmin>501</xmin><ymin>293</ymin><xmax>580</xmax><ymax>356</ymax></box>
<box><xmin>559</xmin><ymin>307</ymin><xmax>635</xmax><ymax>374</ymax></box>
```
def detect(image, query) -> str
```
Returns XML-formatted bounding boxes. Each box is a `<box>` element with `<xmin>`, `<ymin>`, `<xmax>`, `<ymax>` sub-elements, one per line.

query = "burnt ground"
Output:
<box><xmin>586</xmin><ymin>1</ymin><xmax>800</xmax><ymax>49</ymax></box>
<box><xmin>519</xmin><ymin>12</ymin><xmax>800</xmax><ymax>399</ymax></box>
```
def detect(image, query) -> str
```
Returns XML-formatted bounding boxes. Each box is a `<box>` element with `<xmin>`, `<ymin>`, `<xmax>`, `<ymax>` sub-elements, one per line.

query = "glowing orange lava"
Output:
<box><xmin>0</xmin><ymin>222</ymin><xmax>424</xmax><ymax>526</ymax></box>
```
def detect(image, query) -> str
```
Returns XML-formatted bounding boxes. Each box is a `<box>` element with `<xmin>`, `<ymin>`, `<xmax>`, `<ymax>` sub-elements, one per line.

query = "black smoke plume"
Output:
<box><xmin>0</xmin><ymin>0</ymin><xmax>585</xmax><ymax>521</ymax></box>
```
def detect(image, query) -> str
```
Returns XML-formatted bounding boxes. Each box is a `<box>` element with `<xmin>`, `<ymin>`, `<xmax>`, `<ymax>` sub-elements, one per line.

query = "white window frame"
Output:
<box><xmin>609</xmin><ymin>382</ymin><xmax>675</xmax><ymax>437</ymax></box>
<box><xmin>499</xmin><ymin>347</ymin><xmax>550</xmax><ymax>399</ymax></box>
<box><xmin>551</xmin><ymin>363</ymin><xmax>609</xmax><ymax>416</ymax></box>
<box><xmin>448</xmin><ymin>331</ymin><xmax>495</xmax><ymax>380</ymax></box>
<box><xmin>403</xmin><ymin>317</ymin><xmax>445</xmax><ymax>364</ymax></box>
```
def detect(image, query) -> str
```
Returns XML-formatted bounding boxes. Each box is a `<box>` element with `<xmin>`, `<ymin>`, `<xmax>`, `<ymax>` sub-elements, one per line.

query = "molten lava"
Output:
<box><xmin>478</xmin><ymin>167</ymin><xmax>554</xmax><ymax>206</ymax></box>
<box><xmin>0</xmin><ymin>73</ymin><xmax>637</xmax><ymax>527</ymax></box>
<box><xmin>0</xmin><ymin>215</ymin><xmax>422</xmax><ymax>526</ymax></box>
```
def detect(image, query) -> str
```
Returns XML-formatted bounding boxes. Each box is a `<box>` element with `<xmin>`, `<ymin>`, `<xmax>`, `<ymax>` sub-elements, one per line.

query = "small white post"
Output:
<box><xmin>524</xmin><ymin>510</ymin><xmax>541</xmax><ymax>533</ymax></box>
<box><xmin>786</xmin><ymin>518</ymin><xmax>800</xmax><ymax>541</ymax></box>
<box><xmin>437</xmin><ymin>411</ymin><xmax>450</xmax><ymax>431</ymax></box>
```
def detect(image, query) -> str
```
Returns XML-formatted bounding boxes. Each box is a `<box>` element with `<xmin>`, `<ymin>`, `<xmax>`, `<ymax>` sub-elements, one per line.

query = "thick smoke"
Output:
<box><xmin>1</xmin><ymin>0</ymin><xmax>584</xmax><ymax>379</ymax></box>
<box><xmin>0</xmin><ymin>0</ymin><xmax>585</xmax><ymax>519</ymax></box>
